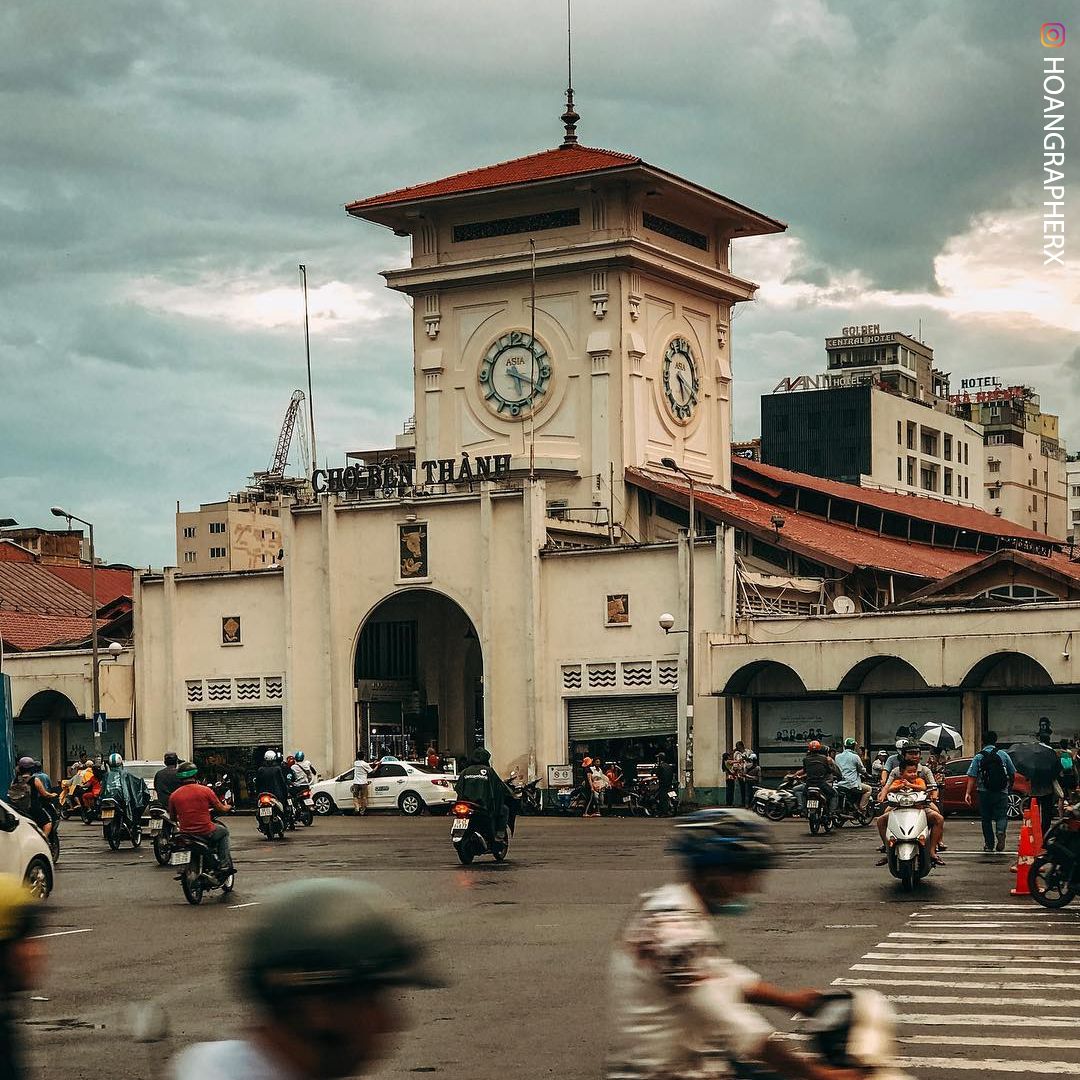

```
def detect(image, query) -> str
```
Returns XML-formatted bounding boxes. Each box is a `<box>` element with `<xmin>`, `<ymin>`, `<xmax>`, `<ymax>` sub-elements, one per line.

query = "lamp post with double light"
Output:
<box><xmin>658</xmin><ymin>457</ymin><xmax>696</xmax><ymax>802</ymax></box>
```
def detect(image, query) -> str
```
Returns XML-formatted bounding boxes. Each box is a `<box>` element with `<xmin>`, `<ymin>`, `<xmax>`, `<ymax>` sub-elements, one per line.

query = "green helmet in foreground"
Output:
<box><xmin>239</xmin><ymin>879</ymin><xmax>440</xmax><ymax>1003</ymax></box>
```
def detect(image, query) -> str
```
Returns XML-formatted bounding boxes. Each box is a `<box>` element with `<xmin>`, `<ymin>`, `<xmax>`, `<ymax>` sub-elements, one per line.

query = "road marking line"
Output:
<box><xmin>901</xmin><ymin>1035</ymin><xmax>1080</xmax><ymax>1051</ymax></box>
<box><xmin>825</xmin><ymin>924</ymin><xmax>878</xmax><ymax>929</ymax></box>
<box><xmin>874</xmin><ymin>940</ymin><xmax>1080</xmax><ymax>951</ymax></box>
<box><xmin>890</xmin><ymin>932</ymin><xmax>1080</xmax><ymax>942</ymax></box>
<box><xmin>835</xmin><ymin>977</ymin><xmax>1080</xmax><ymax>991</ymax></box>
<box><xmin>29</xmin><ymin>929</ymin><xmax>92</xmax><ymax>940</ymax></box>
<box><xmin>228</xmin><ymin>902</ymin><xmax>261</xmax><ymax>909</ymax></box>
<box><xmin>895</xmin><ymin>1013</ymin><xmax>1080</xmax><ymax>1028</ymax></box>
<box><xmin>864</xmin><ymin>952</ymin><xmax>1080</xmax><ymax>964</ymax></box>
<box><xmin>894</xmin><ymin>1056</ymin><xmax>1080</xmax><ymax>1073</ymax></box>
<box><xmin>904</xmin><ymin>921</ymin><xmax>1080</xmax><ymax>929</ymax></box>
<box><xmin>853</xmin><ymin>963</ymin><xmax>1080</xmax><ymax>976</ymax></box>
<box><xmin>919</xmin><ymin>904</ymin><xmax>1057</xmax><ymax>910</ymax></box>
<box><xmin>887</xmin><ymin>993</ymin><xmax>1078</xmax><ymax>1008</ymax></box>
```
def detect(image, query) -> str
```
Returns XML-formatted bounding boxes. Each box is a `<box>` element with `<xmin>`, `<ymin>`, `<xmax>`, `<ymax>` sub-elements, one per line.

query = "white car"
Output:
<box><xmin>0</xmin><ymin>797</ymin><xmax>54</xmax><ymax>900</ymax></box>
<box><xmin>123</xmin><ymin>760</ymin><xmax>166</xmax><ymax>803</ymax></box>
<box><xmin>311</xmin><ymin>759</ymin><xmax>456</xmax><ymax>816</ymax></box>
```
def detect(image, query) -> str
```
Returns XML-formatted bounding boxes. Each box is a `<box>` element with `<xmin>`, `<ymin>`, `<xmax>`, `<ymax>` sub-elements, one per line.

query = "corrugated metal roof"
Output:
<box><xmin>0</xmin><ymin>563</ymin><xmax>94</xmax><ymax>616</ymax></box>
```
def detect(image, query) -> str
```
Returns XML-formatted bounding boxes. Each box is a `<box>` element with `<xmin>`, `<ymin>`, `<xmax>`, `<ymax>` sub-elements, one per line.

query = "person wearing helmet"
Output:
<box><xmin>455</xmin><ymin>747</ymin><xmax>513</xmax><ymax>839</ymax></box>
<box><xmin>168</xmin><ymin>879</ymin><xmax>439</xmax><ymax>1080</ymax></box>
<box><xmin>168</xmin><ymin>761</ymin><xmax>234</xmax><ymax>874</ymax></box>
<box><xmin>875</xmin><ymin>740</ymin><xmax>945</xmax><ymax>867</ymax></box>
<box><xmin>254</xmin><ymin>750</ymin><xmax>292</xmax><ymax>827</ymax></box>
<box><xmin>12</xmin><ymin>758</ymin><xmax>56</xmax><ymax>839</ymax></box>
<box><xmin>607</xmin><ymin>809</ymin><xmax>857</xmax><ymax>1080</ymax></box>
<box><xmin>292</xmin><ymin>750</ymin><xmax>317</xmax><ymax>786</ymax></box>
<box><xmin>793</xmin><ymin>740</ymin><xmax>841</xmax><ymax>816</ymax></box>
<box><xmin>835</xmin><ymin>739</ymin><xmax>872</xmax><ymax>813</ymax></box>
<box><xmin>0</xmin><ymin>874</ymin><xmax>45</xmax><ymax>1080</ymax></box>
<box><xmin>154</xmin><ymin>752</ymin><xmax>182</xmax><ymax>805</ymax></box>
<box><xmin>100</xmin><ymin>752</ymin><xmax>149</xmax><ymax>828</ymax></box>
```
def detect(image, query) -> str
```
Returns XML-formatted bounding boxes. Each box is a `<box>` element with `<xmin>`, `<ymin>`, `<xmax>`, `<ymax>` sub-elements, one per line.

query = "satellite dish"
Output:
<box><xmin>832</xmin><ymin>596</ymin><xmax>856</xmax><ymax>615</ymax></box>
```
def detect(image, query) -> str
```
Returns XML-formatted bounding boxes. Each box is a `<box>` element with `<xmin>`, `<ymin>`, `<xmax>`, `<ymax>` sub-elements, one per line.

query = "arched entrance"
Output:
<box><xmin>354</xmin><ymin>590</ymin><xmax>482</xmax><ymax>762</ymax></box>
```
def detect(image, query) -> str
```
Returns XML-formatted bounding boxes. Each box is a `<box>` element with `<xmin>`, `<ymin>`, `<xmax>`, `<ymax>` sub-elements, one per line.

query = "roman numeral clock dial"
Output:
<box><xmin>662</xmin><ymin>337</ymin><xmax>700</xmax><ymax>424</ymax></box>
<box><xmin>478</xmin><ymin>332</ymin><xmax>552</xmax><ymax>418</ymax></box>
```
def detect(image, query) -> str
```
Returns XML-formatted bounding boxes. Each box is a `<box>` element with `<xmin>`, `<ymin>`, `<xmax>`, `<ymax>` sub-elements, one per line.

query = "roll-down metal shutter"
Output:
<box><xmin>191</xmin><ymin>708</ymin><xmax>283</xmax><ymax>748</ymax></box>
<box><xmin>567</xmin><ymin>695</ymin><xmax>677</xmax><ymax>740</ymax></box>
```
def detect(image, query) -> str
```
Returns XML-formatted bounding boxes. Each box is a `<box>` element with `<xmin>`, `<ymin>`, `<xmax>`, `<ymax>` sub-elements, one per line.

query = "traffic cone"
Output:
<box><xmin>1009</xmin><ymin>803</ymin><xmax>1030</xmax><ymax>874</ymax></box>
<box><xmin>1010</xmin><ymin>805</ymin><xmax>1035</xmax><ymax>896</ymax></box>
<box><xmin>1030</xmin><ymin>798</ymin><xmax>1044</xmax><ymax>853</ymax></box>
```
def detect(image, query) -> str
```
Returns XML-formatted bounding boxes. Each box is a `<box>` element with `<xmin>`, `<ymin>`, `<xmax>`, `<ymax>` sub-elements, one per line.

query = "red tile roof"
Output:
<box><xmin>628</xmin><ymin>468</ymin><xmax>984</xmax><ymax>579</ymax></box>
<box><xmin>0</xmin><ymin>563</ymin><xmax>93</xmax><ymax>616</ymax></box>
<box><xmin>0</xmin><ymin>612</ymin><xmax>94</xmax><ymax>652</ymax></box>
<box><xmin>42</xmin><ymin>565</ymin><xmax>133</xmax><ymax>607</ymax></box>
<box><xmin>735</xmin><ymin>458</ymin><xmax>1049</xmax><ymax>542</ymax></box>
<box><xmin>346</xmin><ymin>145</ymin><xmax>641</xmax><ymax>211</ymax></box>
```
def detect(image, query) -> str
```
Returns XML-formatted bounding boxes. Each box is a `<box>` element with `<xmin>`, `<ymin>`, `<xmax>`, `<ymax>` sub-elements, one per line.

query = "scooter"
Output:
<box><xmin>884</xmin><ymin>788</ymin><xmax>932</xmax><ymax>891</ymax></box>
<box><xmin>805</xmin><ymin>785</ymin><xmax>833</xmax><ymax>836</ymax></box>
<box><xmin>255</xmin><ymin>793</ymin><xmax>287</xmax><ymax>840</ymax></box>
<box><xmin>147</xmin><ymin>804</ymin><xmax>177</xmax><ymax>866</ymax></box>
<box><xmin>170</xmin><ymin>832</ymin><xmax>235</xmax><ymax>905</ymax></box>
<box><xmin>100</xmin><ymin>796</ymin><xmax>143</xmax><ymax>850</ymax></box>
<box><xmin>450</xmin><ymin>796</ymin><xmax>518</xmax><ymax>865</ymax></box>
<box><xmin>1030</xmin><ymin>802</ymin><xmax>1080</xmax><ymax>909</ymax></box>
<box><xmin>288</xmin><ymin>785</ymin><xmax>315</xmax><ymax>827</ymax></box>
<box><xmin>832</xmin><ymin>786</ymin><xmax>874</xmax><ymax>828</ymax></box>
<box><xmin>752</xmin><ymin>775</ymin><xmax>801</xmax><ymax>822</ymax></box>
<box><xmin>506</xmin><ymin>771</ymin><xmax>543</xmax><ymax>815</ymax></box>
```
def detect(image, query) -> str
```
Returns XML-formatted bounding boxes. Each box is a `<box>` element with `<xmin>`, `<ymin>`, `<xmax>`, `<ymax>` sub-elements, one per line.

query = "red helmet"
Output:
<box><xmin>807</xmin><ymin>740</ymin><xmax>823</xmax><ymax>753</ymax></box>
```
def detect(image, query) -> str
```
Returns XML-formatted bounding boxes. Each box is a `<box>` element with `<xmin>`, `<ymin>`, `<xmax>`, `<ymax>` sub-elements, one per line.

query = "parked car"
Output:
<box><xmin>311</xmin><ymin>758</ymin><xmax>456</xmax><ymax>816</ymax></box>
<box><xmin>939</xmin><ymin>756</ymin><xmax>1029</xmax><ymax>818</ymax></box>
<box><xmin>0</xmin><ymin>797</ymin><xmax>54</xmax><ymax>900</ymax></box>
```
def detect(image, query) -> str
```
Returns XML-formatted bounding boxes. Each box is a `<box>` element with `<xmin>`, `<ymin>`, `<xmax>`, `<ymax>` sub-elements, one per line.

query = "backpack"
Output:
<box><xmin>978</xmin><ymin>747</ymin><xmax>1009</xmax><ymax>792</ymax></box>
<box><xmin>6</xmin><ymin>776</ymin><xmax>31</xmax><ymax>813</ymax></box>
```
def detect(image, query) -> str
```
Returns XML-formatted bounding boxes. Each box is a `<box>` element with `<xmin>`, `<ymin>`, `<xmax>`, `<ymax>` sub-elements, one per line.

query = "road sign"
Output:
<box><xmin>93</xmin><ymin>712</ymin><xmax>107</xmax><ymax>736</ymax></box>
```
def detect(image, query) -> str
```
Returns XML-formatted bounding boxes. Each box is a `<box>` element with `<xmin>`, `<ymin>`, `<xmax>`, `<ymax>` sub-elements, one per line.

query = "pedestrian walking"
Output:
<box><xmin>722</xmin><ymin>750</ymin><xmax>737</xmax><ymax>805</ymax></box>
<box><xmin>584</xmin><ymin>759</ymin><xmax>609</xmax><ymax>817</ymax></box>
<box><xmin>732</xmin><ymin>741</ymin><xmax>750</xmax><ymax>807</ymax></box>
<box><xmin>964</xmin><ymin>731</ymin><xmax>1016</xmax><ymax>852</ymax></box>
<box><xmin>352</xmin><ymin>749</ymin><xmax>373</xmax><ymax>815</ymax></box>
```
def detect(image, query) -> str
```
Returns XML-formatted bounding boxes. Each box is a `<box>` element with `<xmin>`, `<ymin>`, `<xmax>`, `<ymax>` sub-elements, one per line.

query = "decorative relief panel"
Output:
<box><xmin>559</xmin><ymin>660</ymin><xmax>677</xmax><ymax>694</ymax></box>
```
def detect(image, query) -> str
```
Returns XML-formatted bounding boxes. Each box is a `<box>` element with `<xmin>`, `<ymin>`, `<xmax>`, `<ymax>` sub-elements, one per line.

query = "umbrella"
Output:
<box><xmin>1007</xmin><ymin>741</ymin><xmax>1061</xmax><ymax>794</ymax></box>
<box><xmin>920</xmin><ymin>724</ymin><xmax>963</xmax><ymax>752</ymax></box>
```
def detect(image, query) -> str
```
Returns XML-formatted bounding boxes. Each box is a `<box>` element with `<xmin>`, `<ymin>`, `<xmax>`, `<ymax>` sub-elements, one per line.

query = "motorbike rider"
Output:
<box><xmin>255</xmin><ymin>750</ymin><xmax>292</xmax><ymax>827</ymax></box>
<box><xmin>154</xmin><ymin>752</ymin><xmax>183</xmax><ymax>805</ymax></box>
<box><xmin>168</xmin><ymin>761</ymin><xmax>234</xmax><ymax>874</ymax></box>
<box><xmin>454</xmin><ymin>747</ymin><xmax>512</xmax><ymax>840</ymax></box>
<box><xmin>656</xmin><ymin>752</ymin><xmax>676</xmax><ymax>808</ymax></box>
<box><xmin>607</xmin><ymin>808</ymin><xmax>861</xmax><ymax>1080</ymax></box>
<box><xmin>795</xmin><ymin>740</ymin><xmax>840</xmax><ymax>814</ymax></box>
<box><xmin>15</xmin><ymin>758</ymin><xmax>56</xmax><ymax>839</ymax></box>
<box><xmin>292</xmin><ymin>750</ymin><xmax>317</xmax><ymax>785</ymax></box>
<box><xmin>168</xmin><ymin>879</ymin><xmax>440</xmax><ymax>1080</ymax></box>
<box><xmin>835</xmin><ymin>739</ymin><xmax>872</xmax><ymax>813</ymax></box>
<box><xmin>875</xmin><ymin>741</ymin><xmax>945</xmax><ymax>868</ymax></box>
<box><xmin>101</xmin><ymin>753</ymin><xmax>150</xmax><ymax>827</ymax></box>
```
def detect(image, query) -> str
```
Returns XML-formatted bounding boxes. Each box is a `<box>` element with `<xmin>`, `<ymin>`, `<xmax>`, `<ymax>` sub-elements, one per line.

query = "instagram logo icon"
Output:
<box><xmin>1041</xmin><ymin>22</ymin><xmax>1066</xmax><ymax>47</ymax></box>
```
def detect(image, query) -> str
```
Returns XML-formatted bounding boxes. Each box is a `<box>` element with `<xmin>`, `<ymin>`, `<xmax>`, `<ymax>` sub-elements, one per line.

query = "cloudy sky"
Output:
<box><xmin>2</xmin><ymin>0</ymin><xmax>1076</xmax><ymax>566</ymax></box>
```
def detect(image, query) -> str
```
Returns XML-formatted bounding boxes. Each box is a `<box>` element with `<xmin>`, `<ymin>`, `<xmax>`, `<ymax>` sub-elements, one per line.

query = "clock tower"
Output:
<box><xmin>346</xmin><ymin>133</ymin><xmax>784</xmax><ymax>519</ymax></box>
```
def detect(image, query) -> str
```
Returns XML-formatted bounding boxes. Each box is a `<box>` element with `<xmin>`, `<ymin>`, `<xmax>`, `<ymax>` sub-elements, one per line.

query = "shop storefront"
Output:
<box><xmin>191</xmin><ymin>706</ymin><xmax>283</xmax><ymax>806</ymax></box>
<box><xmin>566</xmin><ymin>694</ymin><xmax>677</xmax><ymax>780</ymax></box>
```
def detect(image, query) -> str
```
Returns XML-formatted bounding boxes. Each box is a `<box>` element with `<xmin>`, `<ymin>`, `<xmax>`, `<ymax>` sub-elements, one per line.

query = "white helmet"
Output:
<box><xmin>264</xmin><ymin>750</ymin><xmax>278</xmax><ymax>764</ymax></box>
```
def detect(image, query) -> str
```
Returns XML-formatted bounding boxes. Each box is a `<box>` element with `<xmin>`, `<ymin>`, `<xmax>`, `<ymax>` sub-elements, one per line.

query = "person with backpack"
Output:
<box><xmin>7</xmin><ymin>758</ymin><xmax>56</xmax><ymax>840</ymax></box>
<box><xmin>964</xmin><ymin>731</ymin><xmax>1016</xmax><ymax>852</ymax></box>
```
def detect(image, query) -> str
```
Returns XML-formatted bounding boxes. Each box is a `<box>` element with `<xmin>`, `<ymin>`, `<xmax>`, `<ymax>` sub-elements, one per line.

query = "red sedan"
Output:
<box><xmin>939</xmin><ymin>756</ymin><xmax>1029</xmax><ymax>819</ymax></box>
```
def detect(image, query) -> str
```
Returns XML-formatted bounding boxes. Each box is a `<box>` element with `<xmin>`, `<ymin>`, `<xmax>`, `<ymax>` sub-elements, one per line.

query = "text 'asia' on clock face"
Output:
<box><xmin>478</xmin><ymin>331</ymin><xmax>553</xmax><ymax>417</ymax></box>
<box><xmin>662</xmin><ymin>337</ymin><xmax>700</xmax><ymax>424</ymax></box>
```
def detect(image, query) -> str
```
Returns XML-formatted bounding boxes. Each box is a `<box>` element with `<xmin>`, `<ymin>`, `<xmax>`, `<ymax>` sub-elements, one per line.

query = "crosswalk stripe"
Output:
<box><xmin>873</xmin><ymin>940</ymin><xmax>1080</xmax><ymax>951</ymax></box>
<box><xmin>835</xmin><ymin>976</ymin><xmax>1080</xmax><ymax>992</ymax></box>
<box><xmin>896</xmin><ymin>1013</ymin><xmax>1080</xmax><ymax>1028</ymax></box>
<box><xmin>901</xmin><ymin>1035</ymin><xmax>1080</xmax><ymax>1051</ymax></box>
<box><xmin>903</xmin><ymin>921</ymin><xmax>1080</xmax><ymax>928</ymax></box>
<box><xmin>890</xmin><ymin>932</ymin><xmax>1080</xmax><ymax>942</ymax></box>
<box><xmin>887</xmin><ymin>993</ymin><xmax>1077</xmax><ymax>1008</ymax></box>
<box><xmin>853</xmin><ymin>963</ymin><xmax>1079</xmax><ymax>975</ymax></box>
<box><xmin>919</xmin><ymin>904</ymin><xmax>1057</xmax><ymax>910</ymax></box>
<box><xmin>895</xmin><ymin>1056</ymin><xmax>1080</xmax><ymax>1073</ymax></box>
<box><xmin>864</xmin><ymin>952</ymin><xmax>1080</xmax><ymax>964</ymax></box>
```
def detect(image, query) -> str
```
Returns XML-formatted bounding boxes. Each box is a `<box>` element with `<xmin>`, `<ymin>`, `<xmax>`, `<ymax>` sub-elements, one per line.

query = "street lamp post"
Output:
<box><xmin>51</xmin><ymin>507</ymin><xmax>102</xmax><ymax>761</ymax></box>
<box><xmin>659</xmin><ymin>458</ymin><xmax>695</xmax><ymax>802</ymax></box>
<box><xmin>0</xmin><ymin>520</ymin><xmax>16</xmax><ymax>677</ymax></box>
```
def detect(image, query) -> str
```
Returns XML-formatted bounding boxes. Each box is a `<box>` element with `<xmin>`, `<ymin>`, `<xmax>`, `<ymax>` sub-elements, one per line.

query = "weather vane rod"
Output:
<box><xmin>560</xmin><ymin>0</ymin><xmax>579</xmax><ymax>147</ymax></box>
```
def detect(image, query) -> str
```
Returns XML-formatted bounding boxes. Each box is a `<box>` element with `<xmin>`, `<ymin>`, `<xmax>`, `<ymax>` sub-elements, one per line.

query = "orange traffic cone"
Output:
<box><xmin>1011</xmin><ymin>804</ymin><xmax>1036</xmax><ymax>896</ymax></box>
<box><xmin>1030</xmin><ymin>799</ymin><xmax>1044</xmax><ymax>853</ymax></box>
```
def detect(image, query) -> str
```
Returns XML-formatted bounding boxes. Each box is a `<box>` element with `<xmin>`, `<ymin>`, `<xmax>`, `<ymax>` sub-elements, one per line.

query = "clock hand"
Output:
<box><xmin>676</xmin><ymin>371</ymin><xmax>691</xmax><ymax>400</ymax></box>
<box><xmin>505</xmin><ymin>367</ymin><xmax>526</xmax><ymax>394</ymax></box>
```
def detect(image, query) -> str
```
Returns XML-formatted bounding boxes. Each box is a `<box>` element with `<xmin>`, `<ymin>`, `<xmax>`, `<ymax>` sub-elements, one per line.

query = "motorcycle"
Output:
<box><xmin>506</xmin><ymin>771</ymin><xmax>543</xmax><ymax>815</ymax></box>
<box><xmin>1030</xmin><ymin>802</ymin><xmax>1080</xmax><ymax>909</ymax></box>
<box><xmin>100</xmin><ymin>796</ymin><xmax>143</xmax><ymax>850</ymax></box>
<box><xmin>450</xmin><ymin>795</ymin><xmax>518</xmax><ymax>865</ymax></box>
<box><xmin>147</xmin><ymin>804</ymin><xmax>177</xmax><ymax>866</ymax></box>
<box><xmin>752</xmin><ymin>775</ymin><xmax>800</xmax><ymax>822</ymax></box>
<box><xmin>831</xmin><ymin>786</ymin><xmax>874</xmax><ymax>828</ymax></box>
<box><xmin>635</xmin><ymin>778</ymin><xmax>678</xmax><ymax>817</ymax></box>
<box><xmin>805</xmin><ymin>785</ymin><xmax>833</xmax><ymax>836</ymax></box>
<box><xmin>288</xmin><ymin>785</ymin><xmax>315</xmax><ymax>828</ymax></box>
<box><xmin>255</xmin><ymin>793</ymin><xmax>287</xmax><ymax>840</ymax></box>
<box><xmin>170</xmin><ymin>832</ymin><xmax>235</xmax><ymax>905</ymax></box>
<box><xmin>884</xmin><ymin>788</ymin><xmax>932</xmax><ymax>891</ymax></box>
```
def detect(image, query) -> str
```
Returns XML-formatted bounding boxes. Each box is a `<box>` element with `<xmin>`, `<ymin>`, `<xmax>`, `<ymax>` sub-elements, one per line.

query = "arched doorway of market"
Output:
<box><xmin>960</xmin><ymin>651</ymin><xmax>1071</xmax><ymax>747</ymax></box>
<box><xmin>354</xmin><ymin>589</ymin><xmax>483</xmax><ymax>765</ymax></box>
<box><xmin>17</xmin><ymin>690</ymin><xmax>125</xmax><ymax>778</ymax></box>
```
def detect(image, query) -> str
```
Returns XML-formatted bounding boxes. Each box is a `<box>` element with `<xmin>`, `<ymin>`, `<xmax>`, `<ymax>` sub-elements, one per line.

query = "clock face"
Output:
<box><xmin>478</xmin><ymin>331</ymin><xmax>552</xmax><ymax>418</ymax></box>
<box><xmin>662</xmin><ymin>337</ymin><xmax>701</xmax><ymax>423</ymax></box>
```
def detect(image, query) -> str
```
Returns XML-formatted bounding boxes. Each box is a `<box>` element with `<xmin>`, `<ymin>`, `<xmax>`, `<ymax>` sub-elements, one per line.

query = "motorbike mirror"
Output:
<box><xmin>0</xmin><ymin>809</ymin><xmax>18</xmax><ymax>833</ymax></box>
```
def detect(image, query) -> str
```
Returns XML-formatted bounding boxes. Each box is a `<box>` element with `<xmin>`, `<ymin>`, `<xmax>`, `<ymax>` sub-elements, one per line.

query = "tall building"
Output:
<box><xmin>951</xmin><ymin>382</ymin><xmax>1067</xmax><ymax>539</ymax></box>
<box><xmin>761</xmin><ymin>326</ymin><xmax>985</xmax><ymax>507</ymax></box>
<box><xmin>175</xmin><ymin>493</ymin><xmax>282</xmax><ymax>572</ymax></box>
<box><xmin>1068</xmin><ymin>455</ymin><xmax>1080</xmax><ymax>541</ymax></box>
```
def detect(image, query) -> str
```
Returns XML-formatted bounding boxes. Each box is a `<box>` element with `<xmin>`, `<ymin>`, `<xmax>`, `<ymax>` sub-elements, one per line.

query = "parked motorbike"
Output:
<box><xmin>506</xmin><ymin>771</ymin><xmax>543</xmax><ymax>815</ymax></box>
<box><xmin>805</xmin><ymin>785</ymin><xmax>833</xmax><ymax>836</ymax></box>
<box><xmin>255</xmin><ymin>793</ymin><xmax>287</xmax><ymax>840</ymax></box>
<box><xmin>884</xmin><ymin>788</ymin><xmax>932</xmax><ymax>891</ymax></box>
<box><xmin>170</xmin><ymin>833</ymin><xmax>235</xmax><ymax>905</ymax></box>
<box><xmin>635</xmin><ymin>778</ymin><xmax>678</xmax><ymax>817</ymax></box>
<box><xmin>752</xmin><ymin>775</ymin><xmax>801</xmax><ymax>822</ymax></box>
<box><xmin>1030</xmin><ymin>803</ymin><xmax>1080</xmax><ymax>909</ymax></box>
<box><xmin>100</xmin><ymin>796</ymin><xmax>143</xmax><ymax>850</ymax></box>
<box><xmin>450</xmin><ymin>796</ymin><xmax>518</xmax><ymax>865</ymax></box>
<box><xmin>147</xmin><ymin>804</ymin><xmax>177</xmax><ymax>866</ymax></box>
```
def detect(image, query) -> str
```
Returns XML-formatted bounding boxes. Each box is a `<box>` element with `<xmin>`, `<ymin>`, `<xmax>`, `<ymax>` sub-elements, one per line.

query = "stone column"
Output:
<box><xmin>961</xmin><ymin>690</ymin><xmax>983</xmax><ymax>752</ymax></box>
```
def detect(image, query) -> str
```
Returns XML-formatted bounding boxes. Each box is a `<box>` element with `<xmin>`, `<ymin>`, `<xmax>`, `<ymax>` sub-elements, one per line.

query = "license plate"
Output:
<box><xmin>258</xmin><ymin>807</ymin><xmax>273</xmax><ymax>817</ymax></box>
<box><xmin>101</xmin><ymin>810</ymin><xmax>115</xmax><ymax>820</ymax></box>
<box><xmin>451</xmin><ymin>819</ymin><xmax>469</xmax><ymax>831</ymax></box>
<box><xmin>667</xmin><ymin>790</ymin><xmax>677</xmax><ymax>799</ymax></box>
<box><xmin>169</xmin><ymin>851</ymin><xmax>191</xmax><ymax>866</ymax></box>
<box><xmin>148</xmin><ymin>819</ymin><xmax>163</xmax><ymax>833</ymax></box>
<box><xmin>304</xmin><ymin>799</ymin><xmax>314</xmax><ymax>807</ymax></box>
<box><xmin>806</xmin><ymin>799</ymin><xmax>820</xmax><ymax>809</ymax></box>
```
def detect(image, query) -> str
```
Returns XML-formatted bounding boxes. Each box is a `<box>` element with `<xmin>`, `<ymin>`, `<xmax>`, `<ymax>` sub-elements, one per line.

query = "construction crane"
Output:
<box><xmin>249</xmin><ymin>390</ymin><xmax>312</xmax><ymax>498</ymax></box>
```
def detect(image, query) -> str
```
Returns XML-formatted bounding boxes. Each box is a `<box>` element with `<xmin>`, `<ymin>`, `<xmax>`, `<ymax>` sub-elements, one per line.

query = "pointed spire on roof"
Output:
<box><xmin>559</xmin><ymin>0</ymin><xmax>579</xmax><ymax>148</ymax></box>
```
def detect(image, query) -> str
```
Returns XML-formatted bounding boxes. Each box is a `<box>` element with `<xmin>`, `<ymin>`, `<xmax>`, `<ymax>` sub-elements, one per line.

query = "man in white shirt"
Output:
<box><xmin>835</xmin><ymin>739</ymin><xmax>871</xmax><ymax>812</ymax></box>
<box><xmin>352</xmin><ymin>751</ymin><xmax>373</xmax><ymax>814</ymax></box>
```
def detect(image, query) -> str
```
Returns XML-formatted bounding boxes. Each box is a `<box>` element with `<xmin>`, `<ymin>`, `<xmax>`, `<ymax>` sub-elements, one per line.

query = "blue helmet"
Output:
<box><xmin>107</xmin><ymin>753</ymin><xmax>124</xmax><ymax>769</ymax></box>
<box><xmin>669</xmin><ymin>808</ymin><xmax>776</xmax><ymax>871</ymax></box>
<box><xmin>294</xmin><ymin>750</ymin><xmax>305</xmax><ymax>762</ymax></box>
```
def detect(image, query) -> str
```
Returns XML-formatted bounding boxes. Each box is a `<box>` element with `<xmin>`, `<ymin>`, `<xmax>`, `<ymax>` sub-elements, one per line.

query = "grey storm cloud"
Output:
<box><xmin>1</xmin><ymin>0</ymin><xmax>1074</xmax><ymax>565</ymax></box>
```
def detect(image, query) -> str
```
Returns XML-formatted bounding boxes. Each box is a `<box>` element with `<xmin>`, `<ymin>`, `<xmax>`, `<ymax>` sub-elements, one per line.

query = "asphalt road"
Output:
<box><xmin>21</xmin><ymin>810</ymin><xmax>1077</xmax><ymax>1079</ymax></box>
